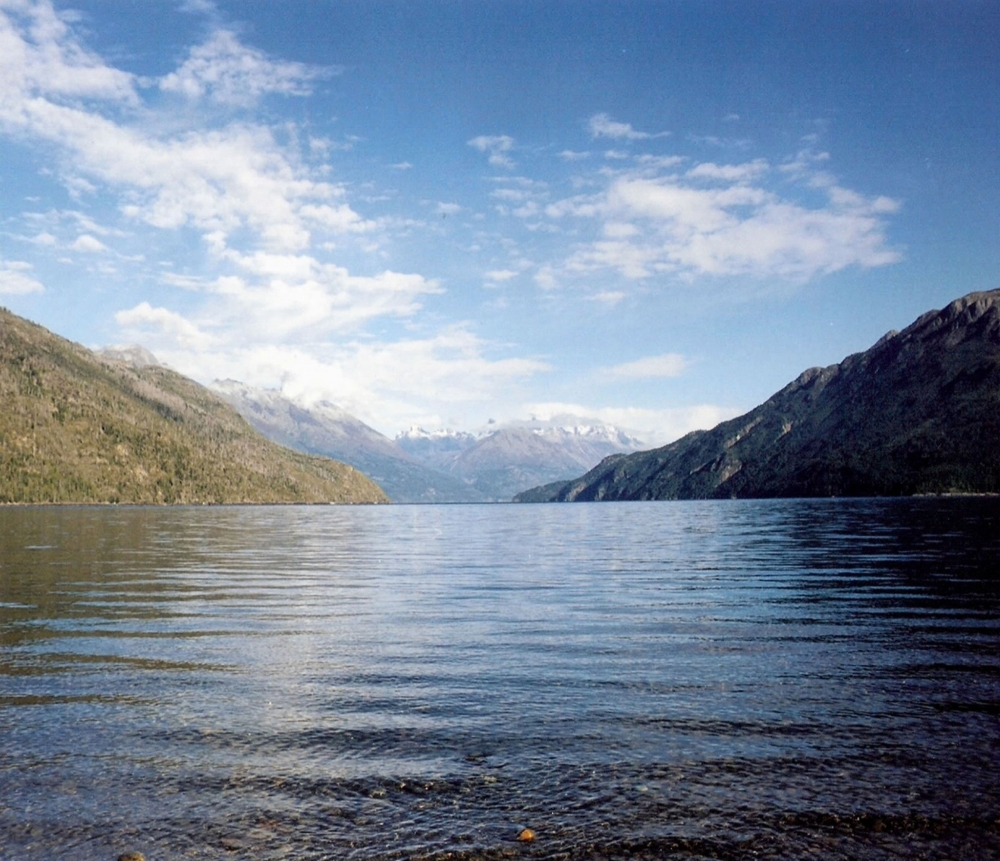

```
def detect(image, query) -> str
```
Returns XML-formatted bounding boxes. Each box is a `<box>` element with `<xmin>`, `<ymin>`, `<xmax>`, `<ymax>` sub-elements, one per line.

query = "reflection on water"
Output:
<box><xmin>1</xmin><ymin>500</ymin><xmax>999</xmax><ymax>860</ymax></box>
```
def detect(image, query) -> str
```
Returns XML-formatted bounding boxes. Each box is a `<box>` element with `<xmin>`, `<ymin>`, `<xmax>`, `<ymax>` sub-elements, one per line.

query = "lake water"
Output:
<box><xmin>1</xmin><ymin>499</ymin><xmax>999</xmax><ymax>861</ymax></box>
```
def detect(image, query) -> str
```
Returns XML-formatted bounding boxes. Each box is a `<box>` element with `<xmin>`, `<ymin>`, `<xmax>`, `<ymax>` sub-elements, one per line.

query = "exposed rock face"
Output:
<box><xmin>516</xmin><ymin>290</ymin><xmax>1000</xmax><ymax>502</ymax></box>
<box><xmin>398</xmin><ymin>422</ymin><xmax>644</xmax><ymax>501</ymax></box>
<box><xmin>0</xmin><ymin>308</ymin><xmax>388</xmax><ymax>505</ymax></box>
<box><xmin>97</xmin><ymin>344</ymin><xmax>161</xmax><ymax>368</ymax></box>
<box><xmin>212</xmin><ymin>382</ymin><xmax>485</xmax><ymax>503</ymax></box>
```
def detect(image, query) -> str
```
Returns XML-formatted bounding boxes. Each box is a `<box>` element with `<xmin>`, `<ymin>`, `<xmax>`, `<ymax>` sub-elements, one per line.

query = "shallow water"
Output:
<box><xmin>1</xmin><ymin>499</ymin><xmax>999</xmax><ymax>860</ymax></box>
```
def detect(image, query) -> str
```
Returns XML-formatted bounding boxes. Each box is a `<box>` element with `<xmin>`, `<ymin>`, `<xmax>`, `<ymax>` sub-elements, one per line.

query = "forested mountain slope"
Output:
<box><xmin>0</xmin><ymin>308</ymin><xmax>387</xmax><ymax>505</ymax></box>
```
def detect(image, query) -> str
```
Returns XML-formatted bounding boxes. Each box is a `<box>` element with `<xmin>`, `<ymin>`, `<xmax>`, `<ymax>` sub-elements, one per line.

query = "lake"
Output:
<box><xmin>1</xmin><ymin>499</ymin><xmax>999</xmax><ymax>860</ymax></box>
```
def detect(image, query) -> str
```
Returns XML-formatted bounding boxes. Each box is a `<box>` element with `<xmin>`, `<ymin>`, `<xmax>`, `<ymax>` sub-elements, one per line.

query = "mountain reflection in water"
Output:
<box><xmin>1</xmin><ymin>499</ymin><xmax>999</xmax><ymax>860</ymax></box>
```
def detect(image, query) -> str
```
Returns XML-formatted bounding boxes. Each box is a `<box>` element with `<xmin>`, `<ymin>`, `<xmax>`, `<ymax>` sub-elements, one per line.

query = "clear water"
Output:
<box><xmin>1</xmin><ymin>499</ymin><xmax>999</xmax><ymax>860</ymax></box>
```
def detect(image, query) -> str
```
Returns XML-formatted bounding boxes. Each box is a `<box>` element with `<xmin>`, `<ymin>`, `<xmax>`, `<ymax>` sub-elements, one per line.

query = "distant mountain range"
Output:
<box><xmin>0</xmin><ymin>307</ymin><xmax>387</xmax><ymax>505</ymax></box>
<box><xmin>397</xmin><ymin>422</ymin><xmax>643</xmax><ymax>501</ymax></box>
<box><xmin>211</xmin><ymin>381</ymin><xmax>485</xmax><ymax>503</ymax></box>
<box><xmin>517</xmin><ymin>290</ymin><xmax>1000</xmax><ymax>502</ymax></box>
<box><xmin>211</xmin><ymin>383</ymin><xmax>643</xmax><ymax>502</ymax></box>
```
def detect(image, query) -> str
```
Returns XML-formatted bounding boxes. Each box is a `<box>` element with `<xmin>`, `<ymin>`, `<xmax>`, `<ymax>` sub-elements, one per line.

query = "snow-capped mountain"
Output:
<box><xmin>396</xmin><ymin>418</ymin><xmax>644</xmax><ymax>501</ymax></box>
<box><xmin>93</xmin><ymin>361</ymin><xmax>643</xmax><ymax>502</ymax></box>
<box><xmin>394</xmin><ymin>426</ymin><xmax>478</xmax><ymax>470</ymax></box>
<box><xmin>211</xmin><ymin>381</ymin><xmax>485</xmax><ymax>503</ymax></box>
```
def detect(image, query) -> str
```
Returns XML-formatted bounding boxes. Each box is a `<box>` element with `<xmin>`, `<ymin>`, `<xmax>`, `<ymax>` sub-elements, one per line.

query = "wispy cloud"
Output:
<box><xmin>547</xmin><ymin>148</ymin><xmax>902</xmax><ymax>282</ymax></box>
<box><xmin>589</xmin><ymin>113</ymin><xmax>668</xmax><ymax>141</ymax></box>
<box><xmin>0</xmin><ymin>4</ymin><xmax>912</xmax><ymax>439</ymax></box>
<box><xmin>0</xmin><ymin>0</ymin><xmax>139</xmax><ymax>105</ymax></box>
<box><xmin>160</xmin><ymin>29</ymin><xmax>334</xmax><ymax>106</ymax></box>
<box><xmin>0</xmin><ymin>0</ymin><xmax>550</xmax><ymax>435</ymax></box>
<box><xmin>125</xmin><ymin>323</ymin><xmax>551</xmax><ymax>433</ymax></box>
<box><xmin>589</xmin><ymin>290</ymin><xmax>626</xmax><ymax>307</ymax></box>
<box><xmin>0</xmin><ymin>260</ymin><xmax>45</xmax><ymax>294</ymax></box>
<box><xmin>485</xmin><ymin>269</ymin><xmax>519</xmax><ymax>283</ymax></box>
<box><xmin>603</xmin><ymin>353</ymin><xmax>688</xmax><ymax>379</ymax></box>
<box><xmin>686</xmin><ymin>159</ymin><xmax>768</xmax><ymax>183</ymax></box>
<box><xmin>468</xmin><ymin>134</ymin><xmax>516</xmax><ymax>168</ymax></box>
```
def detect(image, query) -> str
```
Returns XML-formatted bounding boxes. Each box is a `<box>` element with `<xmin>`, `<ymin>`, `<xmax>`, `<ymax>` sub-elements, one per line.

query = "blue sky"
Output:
<box><xmin>1</xmin><ymin>0</ymin><xmax>997</xmax><ymax>443</ymax></box>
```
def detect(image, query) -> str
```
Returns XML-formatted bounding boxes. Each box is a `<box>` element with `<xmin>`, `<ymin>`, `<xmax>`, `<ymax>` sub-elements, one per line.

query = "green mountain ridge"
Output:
<box><xmin>516</xmin><ymin>289</ymin><xmax>1000</xmax><ymax>502</ymax></box>
<box><xmin>0</xmin><ymin>307</ymin><xmax>388</xmax><ymax>505</ymax></box>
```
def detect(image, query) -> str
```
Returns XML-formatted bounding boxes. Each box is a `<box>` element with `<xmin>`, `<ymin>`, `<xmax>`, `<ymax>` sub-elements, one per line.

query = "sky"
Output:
<box><xmin>0</xmin><ymin>0</ymin><xmax>997</xmax><ymax>444</ymax></box>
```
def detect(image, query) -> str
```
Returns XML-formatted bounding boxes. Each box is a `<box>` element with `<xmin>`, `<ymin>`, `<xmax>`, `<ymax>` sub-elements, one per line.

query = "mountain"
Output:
<box><xmin>394</xmin><ymin>426</ymin><xmax>478</xmax><ymax>470</ymax></box>
<box><xmin>211</xmin><ymin>381</ymin><xmax>485</xmax><ymax>503</ymax></box>
<box><xmin>398</xmin><ymin>421</ymin><xmax>644</xmax><ymax>501</ymax></box>
<box><xmin>0</xmin><ymin>308</ymin><xmax>387</xmax><ymax>505</ymax></box>
<box><xmin>213</xmin><ymin>387</ymin><xmax>642</xmax><ymax>503</ymax></box>
<box><xmin>516</xmin><ymin>289</ymin><xmax>1000</xmax><ymax>502</ymax></box>
<box><xmin>96</xmin><ymin>344</ymin><xmax>161</xmax><ymax>368</ymax></box>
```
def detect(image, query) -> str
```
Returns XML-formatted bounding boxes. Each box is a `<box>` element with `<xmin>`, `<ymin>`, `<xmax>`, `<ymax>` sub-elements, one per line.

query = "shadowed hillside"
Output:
<box><xmin>517</xmin><ymin>290</ymin><xmax>1000</xmax><ymax>502</ymax></box>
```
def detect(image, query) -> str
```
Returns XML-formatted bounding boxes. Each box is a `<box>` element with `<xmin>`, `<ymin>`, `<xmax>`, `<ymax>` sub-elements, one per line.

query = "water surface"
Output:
<box><xmin>1</xmin><ymin>499</ymin><xmax>999</xmax><ymax>859</ymax></box>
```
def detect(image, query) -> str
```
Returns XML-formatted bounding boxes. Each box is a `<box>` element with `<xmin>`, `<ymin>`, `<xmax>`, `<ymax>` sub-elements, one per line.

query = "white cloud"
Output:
<box><xmin>203</xmin><ymin>246</ymin><xmax>440</xmax><ymax>333</ymax></box>
<box><xmin>160</xmin><ymin>29</ymin><xmax>331</xmax><ymax>106</ymax></box>
<box><xmin>485</xmin><ymin>269</ymin><xmax>518</xmax><ymax>283</ymax></box>
<box><xmin>0</xmin><ymin>0</ymin><xmax>139</xmax><ymax>105</ymax></box>
<box><xmin>468</xmin><ymin>134</ymin><xmax>515</xmax><ymax>168</ymax></box>
<box><xmin>635</xmin><ymin>155</ymin><xmax>686</xmax><ymax>170</ymax></box>
<box><xmin>70</xmin><ymin>234</ymin><xmax>107</xmax><ymax>253</ymax></box>
<box><xmin>688</xmin><ymin>134</ymin><xmax>752</xmax><ymax>149</ymax></box>
<box><xmin>545</xmin><ymin>193</ymin><xmax>602</xmax><ymax>220</ymax></box>
<box><xmin>325</xmin><ymin>327</ymin><xmax>550</xmax><ymax>406</ymax></box>
<box><xmin>588</xmin><ymin>113</ymin><xmax>668</xmax><ymax>141</ymax></box>
<box><xmin>553</xmin><ymin>154</ymin><xmax>902</xmax><ymax>282</ymax></box>
<box><xmin>115</xmin><ymin>301</ymin><xmax>213</xmax><ymax>350</ymax></box>
<box><xmin>534</xmin><ymin>266</ymin><xmax>558</xmax><ymax>290</ymax></box>
<box><xmin>161</xmin><ymin>272</ymin><xmax>207</xmax><ymax>290</ymax></box>
<box><xmin>0</xmin><ymin>4</ymin><xmax>470</xmax><ymax>400</ymax></box>
<box><xmin>523</xmin><ymin>401</ymin><xmax>739</xmax><ymax>448</ymax></box>
<box><xmin>686</xmin><ymin>159</ymin><xmax>769</xmax><ymax>183</ymax></box>
<box><xmin>590</xmin><ymin>290</ymin><xmax>626</xmax><ymax>307</ymax></box>
<box><xmin>603</xmin><ymin>221</ymin><xmax>640</xmax><ymax>239</ymax></box>
<box><xmin>179</xmin><ymin>0</ymin><xmax>217</xmax><ymax>13</ymax></box>
<box><xmin>0</xmin><ymin>7</ymin><xmax>373</xmax><ymax>261</ymax></box>
<box><xmin>489</xmin><ymin>178</ymin><xmax>550</xmax><ymax>219</ymax></box>
<box><xmin>0</xmin><ymin>1</ymin><xmax>910</xmax><ymax>441</ymax></box>
<box><xmin>491</xmin><ymin>188</ymin><xmax>532</xmax><ymax>202</ymax></box>
<box><xmin>6</xmin><ymin>97</ymin><xmax>372</xmax><ymax>256</ymax></box>
<box><xmin>0</xmin><ymin>2</ymin><xmax>563</xmax><ymax>439</ymax></box>
<box><xmin>604</xmin><ymin>353</ymin><xmax>688</xmax><ymax>379</ymax></box>
<box><xmin>137</xmin><ymin>324</ymin><xmax>551</xmax><ymax>435</ymax></box>
<box><xmin>0</xmin><ymin>259</ymin><xmax>44</xmax><ymax>294</ymax></box>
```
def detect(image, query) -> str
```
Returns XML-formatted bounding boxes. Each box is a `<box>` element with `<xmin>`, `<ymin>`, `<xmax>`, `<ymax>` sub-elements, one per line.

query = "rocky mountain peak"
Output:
<box><xmin>517</xmin><ymin>289</ymin><xmax>1000</xmax><ymax>502</ymax></box>
<box><xmin>97</xmin><ymin>344</ymin><xmax>161</xmax><ymax>368</ymax></box>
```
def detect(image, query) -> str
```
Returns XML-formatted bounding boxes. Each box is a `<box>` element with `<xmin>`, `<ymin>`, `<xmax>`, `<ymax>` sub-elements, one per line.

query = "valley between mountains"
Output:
<box><xmin>3</xmin><ymin>289</ymin><xmax>998</xmax><ymax>505</ymax></box>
